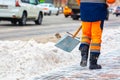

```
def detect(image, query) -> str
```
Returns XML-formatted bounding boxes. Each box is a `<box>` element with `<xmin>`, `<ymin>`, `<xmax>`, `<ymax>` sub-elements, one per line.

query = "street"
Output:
<box><xmin>0</xmin><ymin>14</ymin><xmax>80</xmax><ymax>42</ymax></box>
<box><xmin>0</xmin><ymin>14</ymin><xmax>120</xmax><ymax>42</ymax></box>
<box><xmin>0</xmin><ymin>14</ymin><xmax>120</xmax><ymax>80</ymax></box>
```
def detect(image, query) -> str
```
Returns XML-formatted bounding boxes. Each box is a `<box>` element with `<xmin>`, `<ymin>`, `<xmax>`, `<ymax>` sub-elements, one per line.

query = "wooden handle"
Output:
<box><xmin>73</xmin><ymin>25</ymin><xmax>82</xmax><ymax>38</ymax></box>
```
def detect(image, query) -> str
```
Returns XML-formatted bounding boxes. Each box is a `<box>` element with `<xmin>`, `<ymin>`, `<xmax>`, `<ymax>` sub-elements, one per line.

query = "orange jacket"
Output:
<box><xmin>76</xmin><ymin>0</ymin><xmax>115</xmax><ymax>5</ymax></box>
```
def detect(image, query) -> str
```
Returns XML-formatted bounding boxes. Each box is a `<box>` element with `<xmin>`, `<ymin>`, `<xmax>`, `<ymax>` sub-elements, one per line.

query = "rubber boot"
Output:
<box><xmin>79</xmin><ymin>45</ymin><xmax>89</xmax><ymax>67</ymax></box>
<box><xmin>89</xmin><ymin>54</ymin><xmax>102</xmax><ymax>69</ymax></box>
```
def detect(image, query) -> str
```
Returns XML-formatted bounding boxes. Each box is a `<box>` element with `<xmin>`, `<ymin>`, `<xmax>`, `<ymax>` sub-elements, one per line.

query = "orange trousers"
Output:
<box><xmin>81</xmin><ymin>21</ymin><xmax>103</xmax><ymax>53</ymax></box>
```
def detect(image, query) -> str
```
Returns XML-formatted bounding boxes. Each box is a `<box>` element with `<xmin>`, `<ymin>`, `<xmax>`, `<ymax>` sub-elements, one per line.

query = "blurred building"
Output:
<box><xmin>53</xmin><ymin>0</ymin><xmax>67</xmax><ymax>7</ymax></box>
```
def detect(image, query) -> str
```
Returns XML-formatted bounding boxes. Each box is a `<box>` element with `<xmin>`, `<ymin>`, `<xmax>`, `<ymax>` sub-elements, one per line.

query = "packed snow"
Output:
<box><xmin>0</xmin><ymin>26</ymin><xmax>120</xmax><ymax>80</ymax></box>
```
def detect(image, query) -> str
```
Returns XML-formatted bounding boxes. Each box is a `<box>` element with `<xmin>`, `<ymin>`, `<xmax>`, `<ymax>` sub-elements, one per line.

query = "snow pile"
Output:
<box><xmin>0</xmin><ymin>40</ymin><xmax>80</xmax><ymax>80</ymax></box>
<box><xmin>101</xmin><ymin>27</ymin><xmax>120</xmax><ymax>54</ymax></box>
<box><xmin>0</xmin><ymin>27</ymin><xmax>120</xmax><ymax>80</ymax></box>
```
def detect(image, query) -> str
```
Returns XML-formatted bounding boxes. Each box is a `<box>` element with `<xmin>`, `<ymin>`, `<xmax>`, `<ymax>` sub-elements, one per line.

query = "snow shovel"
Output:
<box><xmin>55</xmin><ymin>25</ymin><xmax>82</xmax><ymax>52</ymax></box>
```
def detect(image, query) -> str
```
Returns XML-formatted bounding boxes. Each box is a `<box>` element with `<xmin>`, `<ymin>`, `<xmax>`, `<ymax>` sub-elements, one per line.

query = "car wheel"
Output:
<box><xmin>56</xmin><ymin>11</ymin><xmax>59</xmax><ymax>16</ymax></box>
<box><xmin>35</xmin><ymin>13</ymin><xmax>42</xmax><ymax>25</ymax></box>
<box><xmin>72</xmin><ymin>15</ymin><xmax>79</xmax><ymax>20</ymax></box>
<box><xmin>105</xmin><ymin>17</ymin><xmax>109</xmax><ymax>20</ymax></box>
<box><xmin>72</xmin><ymin>17</ymin><xmax>79</xmax><ymax>20</ymax></box>
<box><xmin>48</xmin><ymin>11</ymin><xmax>51</xmax><ymax>16</ymax></box>
<box><xmin>19</xmin><ymin>13</ymin><xmax>27</xmax><ymax>26</ymax></box>
<box><xmin>11</xmin><ymin>20</ymin><xmax>17</xmax><ymax>25</ymax></box>
<box><xmin>44</xmin><ymin>13</ymin><xmax>47</xmax><ymax>16</ymax></box>
<box><xmin>116</xmin><ymin>14</ymin><xmax>119</xmax><ymax>17</ymax></box>
<box><xmin>65</xmin><ymin>15</ymin><xmax>69</xmax><ymax>18</ymax></box>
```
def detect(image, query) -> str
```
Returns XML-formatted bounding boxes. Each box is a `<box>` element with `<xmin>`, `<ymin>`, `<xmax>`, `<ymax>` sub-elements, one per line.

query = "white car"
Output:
<box><xmin>0</xmin><ymin>0</ymin><xmax>43</xmax><ymax>26</ymax></box>
<box><xmin>38</xmin><ymin>3</ymin><xmax>59</xmax><ymax>16</ymax></box>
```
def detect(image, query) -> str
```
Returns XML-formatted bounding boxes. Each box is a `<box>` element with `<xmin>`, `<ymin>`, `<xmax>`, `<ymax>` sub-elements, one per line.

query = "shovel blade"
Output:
<box><xmin>55</xmin><ymin>35</ymin><xmax>80</xmax><ymax>52</ymax></box>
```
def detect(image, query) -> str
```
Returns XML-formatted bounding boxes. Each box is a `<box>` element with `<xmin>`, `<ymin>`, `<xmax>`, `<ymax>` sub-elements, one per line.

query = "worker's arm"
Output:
<box><xmin>76</xmin><ymin>0</ymin><xmax>80</xmax><ymax>6</ymax></box>
<box><xmin>107</xmin><ymin>0</ymin><xmax>116</xmax><ymax>4</ymax></box>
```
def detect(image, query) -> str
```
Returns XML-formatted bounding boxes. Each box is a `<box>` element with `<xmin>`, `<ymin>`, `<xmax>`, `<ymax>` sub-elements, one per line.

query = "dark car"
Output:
<box><xmin>113</xmin><ymin>6</ymin><xmax>120</xmax><ymax>17</ymax></box>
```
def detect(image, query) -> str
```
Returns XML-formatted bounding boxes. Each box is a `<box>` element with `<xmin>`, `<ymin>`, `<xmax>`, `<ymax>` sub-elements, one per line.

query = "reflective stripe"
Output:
<box><xmin>81</xmin><ymin>36</ymin><xmax>91</xmax><ymax>44</ymax></box>
<box><xmin>91</xmin><ymin>43</ymin><xmax>101</xmax><ymax>46</ymax></box>
<box><xmin>91</xmin><ymin>50</ymin><xmax>100</xmax><ymax>53</ymax></box>
<box><xmin>81</xmin><ymin>0</ymin><xmax>106</xmax><ymax>3</ymax></box>
<box><xmin>82</xmin><ymin>36</ymin><xmax>91</xmax><ymax>41</ymax></box>
<box><xmin>90</xmin><ymin>43</ymin><xmax>101</xmax><ymax>53</ymax></box>
<box><xmin>90</xmin><ymin>46</ymin><xmax>100</xmax><ymax>50</ymax></box>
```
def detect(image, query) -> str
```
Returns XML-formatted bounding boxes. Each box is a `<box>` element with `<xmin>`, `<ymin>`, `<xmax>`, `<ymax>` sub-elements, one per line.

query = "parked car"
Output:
<box><xmin>0</xmin><ymin>0</ymin><xmax>43</xmax><ymax>26</ymax></box>
<box><xmin>113</xmin><ymin>6</ymin><xmax>120</xmax><ymax>17</ymax></box>
<box><xmin>63</xmin><ymin>6</ymin><xmax>72</xmax><ymax>18</ymax></box>
<box><xmin>38</xmin><ymin>3</ymin><xmax>59</xmax><ymax>16</ymax></box>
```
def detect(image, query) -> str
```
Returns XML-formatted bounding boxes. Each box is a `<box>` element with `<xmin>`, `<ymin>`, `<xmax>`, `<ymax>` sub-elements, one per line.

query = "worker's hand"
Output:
<box><xmin>107</xmin><ymin>0</ymin><xmax>116</xmax><ymax>4</ymax></box>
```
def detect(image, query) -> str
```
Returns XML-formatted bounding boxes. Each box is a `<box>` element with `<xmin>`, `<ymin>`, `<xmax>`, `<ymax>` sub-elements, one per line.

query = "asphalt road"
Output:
<box><xmin>0</xmin><ymin>14</ymin><xmax>80</xmax><ymax>41</ymax></box>
<box><xmin>0</xmin><ymin>14</ymin><xmax>119</xmax><ymax>42</ymax></box>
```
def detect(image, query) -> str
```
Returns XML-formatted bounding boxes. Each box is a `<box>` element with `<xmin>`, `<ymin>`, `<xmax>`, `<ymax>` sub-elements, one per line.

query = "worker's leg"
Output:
<box><xmin>89</xmin><ymin>21</ymin><xmax>103</xmax><ymax>69</ymax></box>
<box><xmin>79</xmin><ymin>21</ymin><xmax>91</xmax><ymax>67</ymax></box>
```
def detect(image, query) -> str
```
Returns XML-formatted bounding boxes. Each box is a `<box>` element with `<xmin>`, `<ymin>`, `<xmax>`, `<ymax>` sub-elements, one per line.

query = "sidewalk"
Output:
<box><xmin>33</xmin><ymin>49</ymin><xmax>120</xmax><ymax>80</ymax></box>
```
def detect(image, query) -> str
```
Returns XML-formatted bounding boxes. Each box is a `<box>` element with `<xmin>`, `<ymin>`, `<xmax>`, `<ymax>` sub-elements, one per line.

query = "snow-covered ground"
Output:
<box><xmin>0</xmin><ymin>26</ymin><xmax>120</xmax><ymax>80</ymax></box>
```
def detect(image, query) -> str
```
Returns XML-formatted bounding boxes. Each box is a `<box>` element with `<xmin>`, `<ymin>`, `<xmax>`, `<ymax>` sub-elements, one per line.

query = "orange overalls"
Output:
<box><xmin>76</xmin><ymin>0</ymin><xmax>115</xmax><ymax>54</ymax></box>
<box><xmin>76</xmin><ymin>0</ymin><xmax>115</xmax><ymax>69</ymax></box>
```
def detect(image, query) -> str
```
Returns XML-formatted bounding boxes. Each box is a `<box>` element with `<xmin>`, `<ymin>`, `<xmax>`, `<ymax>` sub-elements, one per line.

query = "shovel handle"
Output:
<box><xmin>72</xmin><ymin>25</ymin><xmax>82</xmax><ymax>38</ymax></box>
<box><xmin>66</xmin><ymin>32</ymin><xmax>80</xmax><ymax>39</ymax></box>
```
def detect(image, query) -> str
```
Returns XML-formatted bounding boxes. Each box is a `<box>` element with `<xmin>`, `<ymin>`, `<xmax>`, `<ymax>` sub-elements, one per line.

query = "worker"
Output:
<box><xmin>76</xmin><ymin>0</ymin><xmax>116</xmax><ymax>69</ymax></box>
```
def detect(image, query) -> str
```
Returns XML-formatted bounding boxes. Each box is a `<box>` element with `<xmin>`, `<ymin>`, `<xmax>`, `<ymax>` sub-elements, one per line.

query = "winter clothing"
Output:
<box><xmin>79</xmin><ymin>44</ymin><xmax>89</xmax><ymax>67</ymax></box>
<box><xmin>81</xmin><ymin>21</ymin><xmax>103</xmax><ymax>54</ymax></box>
<box><xmin>89</xmin><ymin>53</ymin><xmax>102</xmax><ymax>69</ymax></box>
<box><xmin>76</xmin><ymin>0</ymin><xmax>115</xmax><ymax>69</ymax></box>
<box><xmin>80</xmin><ymin>1</ymin><xmax>108</xmax><ymax>22</ymax></box>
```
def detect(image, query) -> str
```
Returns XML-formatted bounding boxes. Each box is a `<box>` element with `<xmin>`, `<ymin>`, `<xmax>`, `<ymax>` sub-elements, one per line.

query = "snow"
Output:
<box><xmin>0</xmin><ymin>26</ymin><xmax>120</xmax><ymax>80</ymax></box>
